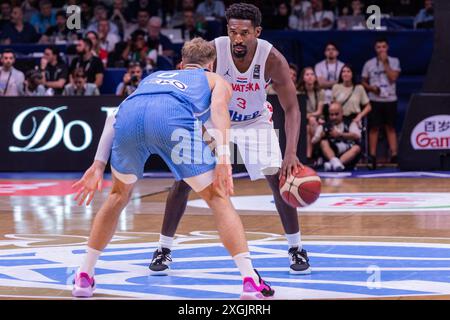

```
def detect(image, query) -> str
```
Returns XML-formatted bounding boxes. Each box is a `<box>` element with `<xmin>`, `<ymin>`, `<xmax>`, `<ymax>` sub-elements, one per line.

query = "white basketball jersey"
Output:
<box><xmin>214</xmin><ymin>36</ymin><xmax>272</xmax><ymax>122</ymax></box>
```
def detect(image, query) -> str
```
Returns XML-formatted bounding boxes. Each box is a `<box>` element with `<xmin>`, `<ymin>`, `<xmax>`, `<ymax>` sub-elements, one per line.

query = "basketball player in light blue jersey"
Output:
<box><xmin>71</xmin><ymin>38</ymin><xmax>274</xmax><ymax>299</ymax></box>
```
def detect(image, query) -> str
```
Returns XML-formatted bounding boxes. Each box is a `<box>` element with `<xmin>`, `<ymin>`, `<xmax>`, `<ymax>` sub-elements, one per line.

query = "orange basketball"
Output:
<box><xmin>279</xmin><ymin>165</ymin><xmax>322</xmax><ymax>208</ymax></box>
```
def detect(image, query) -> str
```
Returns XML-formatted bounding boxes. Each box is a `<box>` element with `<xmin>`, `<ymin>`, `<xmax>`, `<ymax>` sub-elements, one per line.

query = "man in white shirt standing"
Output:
<box><xmin>0</xmin><ymin>49</ymin><xmax>24</xmax><ymax>96</ymax></box>
<box><xmin>315</xmin><ymin>42</ymin><xmax>345</xmax><ymax>105</ymax></box>
<box><xmin>362</xmin><ymin>38</ymin><xmax>401</xmax><ymax>169</ymax></box>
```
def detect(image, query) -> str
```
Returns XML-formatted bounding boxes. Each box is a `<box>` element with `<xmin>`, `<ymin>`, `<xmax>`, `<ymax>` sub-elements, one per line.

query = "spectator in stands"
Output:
<box><xmin>414</xmin><ymin>0</ymin><xmax>434</xmax><ymax>29</ymax></box>
<box><xmin>268</xmin><ymin>2</ymin><xmax>292</xmax><ymax>30</ymax></box>
<box><xmin>326</xmin><ymin>0</ymin><xmax>343</xmax><ymax>18</ymax></box>
<box><xmin>86</xmin><ymin>31</ymin><xmax>102</xmax><ymax>57</ymax></box>
<box><xmin>121</xmin><ymin>29</ymin><xmax>157</xmax><ymax>72</ymax></box>
<box><xmin>115</xmin><ymin>62</ymin><xmax>143</xmax><ymax>97</ymax></box>
<box><xmin>126</xmin><ymin>0</ymin><xmax>160</xmax><ymax>23</ymax></box>
<box><xmin>87</xmin><ymin>4</ymin><xmax>119</xmax><ymax>36</ymax></box>
<box><xmin>337</xmin><ymin>0</ymin><xmax>366</xmax><ymax>30</ymax></box>
<box><xmin>21</xmin><ymin>0</ymin><xmax>38</xmax><ymax>22</ymax></box>
<box><xmin>40</xmin><ymin>10</ymin><xmax>79</xmax><ymax>44</ymax></box>
<box><xmin>97</xmin><ymin>18</ymin><xmax>121</xmax><ymax>65</ymax></box>
<box><xmin>80</xmin><ymin>0</ymin><xmax>93</xmax><ymax>31</ymax></box>
<box><xmin>170</xmin><ymin>0</ymin><xmax>196</xmax><ymax>28</ymax></box>
<box><xmin>362</xmin><ymin>38</ymin><xmax>401</xmax><ymax>169</ymax></box>
<box><xmin>312</xmin><ymin>102</ymin><xmax>362</xmax><ymax>171</ymax></box>
<box><xmin>62</xmin><ymin>0</ymin><xmax>79</xmax><ymax>12</ymax></box>
<box><xmin>0</xmin><ymin>6</ymin><xmax>39</xmax><ymax>44</ymax></box>
<box><xmin>315</xmin><ymin>42</ymin><xmax>345</xmax><ymax>107</ymax></box>
<box><xmin>39</xmin><ymin>45</ymin><xmax>68</xmax><ymax>95</ymax></box>
<box><xmin>196</xmin><ymin>0</ymin><xmax>226</xmax><ymax>19</ymax></box>
<box><xmin>332</xmin><ymin>64</ymin><xmax>371</xmax><ymax>125</ymax></box>
<box><xmin>22</xmin><ymin>69</ymin><xmax>53</xmax><ymax>96</ymax></box>
<box><xmin>30</xmin><ymin>0</ymin><xmax>56</xmax><ymax>34</ymax></box>
<box><xmin>63</xmin><ymin>68</ymin><xmax>100</xmax><ymax>96</ymax></box>
<box><xmin>0</xmin><ymin>49</ymin><xmax>24</xmax><ymax>96</ymax></box>
<box><xmin>310</xmin><ymin>0</ymin><xmax>334</xmax><ymax>30</ymax></box>
<box><xmin>69</xmin><ymin>38</ymin><xmax>105</xmax><ymax>88</ymax></box>
<box><xmin>110</xmin><ymin>0</ymin><xmax>129</xmax><ymax>38</ymax></box>
<box><xmin>0</xmin><ymin>1</ymin><xmax>12</xmax><ymax>30</ymax></box>
<box><xmin>124</xmin><ymin>9</ymin><xmax>149</xmax><ymax>41</ymax></box>
<box><xmin>175</xmin><ymin>10</ymin><xmax>207</xmax><ymax>41</ymax></box>
<box><xmin>289</xmin><ymin>0</ymin><xmax>312</xmax><ymax>30</ymax></box>
<box><xmin>147</xmin><ymin>16</ymin><xmax>175</xmax><ymax>58</ymax></box>
<box><xmin>298</xmin><ymin>67</ymin><xmax>325</xmax><ymax>161</ymax></box>
<box><xmin>267</xmin><ymin>63</ymin><xmax>299</xmax><ymax>95</ymax></box>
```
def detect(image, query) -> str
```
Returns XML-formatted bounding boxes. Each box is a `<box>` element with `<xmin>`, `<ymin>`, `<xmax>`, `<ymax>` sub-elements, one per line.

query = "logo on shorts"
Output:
<box><xmin>253</xmin><ymin>64</ymin><xmax>260</xmax><ymax>79</ymax></box>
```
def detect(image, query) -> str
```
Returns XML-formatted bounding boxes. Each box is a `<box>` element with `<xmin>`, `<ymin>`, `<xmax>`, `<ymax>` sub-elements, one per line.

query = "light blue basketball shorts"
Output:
<box><xmin>110</xmin><ymin>94</ymin><xmax>216</xmax><ymax>192</ymax></box>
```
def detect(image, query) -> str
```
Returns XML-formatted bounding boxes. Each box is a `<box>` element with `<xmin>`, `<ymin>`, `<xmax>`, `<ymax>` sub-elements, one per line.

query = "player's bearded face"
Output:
<box><xmin>228</xmin><ymin>19</ymin><xmax>261</xmax><ymax>59</ymax></box>
<box><xmin>232</xmin><ymin>43</ymin><xmax>248</xmax><ymax>58</ymax></box>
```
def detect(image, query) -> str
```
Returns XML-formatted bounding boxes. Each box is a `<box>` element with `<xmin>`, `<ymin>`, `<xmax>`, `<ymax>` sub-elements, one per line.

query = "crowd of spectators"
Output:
<box><xmin>0</xmin><ymin>0</ymin><xmax>430</xmax><ymax>170</ymax></box>
<box><xmin>267</xmin><ymin>37</ymin><xmax>400</xmax><ymax>170</ymax></box>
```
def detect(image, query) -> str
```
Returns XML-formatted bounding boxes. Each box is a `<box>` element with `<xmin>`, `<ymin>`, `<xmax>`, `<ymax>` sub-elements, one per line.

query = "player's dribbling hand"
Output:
<box><xmin>213</xmin><ymin>161</ymin><xmax>234</xmax><ymax>196</ymax></box>
<box><xmin>72</xmin><ymin>161</ymin><xmax>106</xmax><ymax>206</ymax></box>
<box><xmin>280</xmin><ymin>153</ymin><xmax>303</xmax><ymax>179</ymax></box>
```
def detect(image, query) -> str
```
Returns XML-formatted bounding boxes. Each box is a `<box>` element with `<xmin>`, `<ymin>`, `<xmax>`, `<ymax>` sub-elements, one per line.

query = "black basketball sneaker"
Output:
<box><xmin>149</xmin><ymin>247</ymin><xmax>172</xmax><ymax>275</ymax></box>
<box><xmin>288</xmin><ymin>247</ymin><xmax>311</xmax><ymax>275</ymax></box>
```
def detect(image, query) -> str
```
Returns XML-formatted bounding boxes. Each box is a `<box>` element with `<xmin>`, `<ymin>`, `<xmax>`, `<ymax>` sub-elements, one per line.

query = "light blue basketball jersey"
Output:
<box><xmin>125</xmin><ymin>69</ymin><xmax>212</xmax><ymax>122</ymax></box>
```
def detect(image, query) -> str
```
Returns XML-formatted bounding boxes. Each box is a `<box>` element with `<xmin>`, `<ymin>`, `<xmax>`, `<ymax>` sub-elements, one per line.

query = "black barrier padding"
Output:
<box><xmin>0</xmin><ymin>96</ymin><xmax>307</xmax><ymax>172</ymax></box>
<box><xmin>423</xmin><ymin>0</ymin><xmax>450</xmax><ymax>93</ymax></box>
<box><xmin>398</xmin><ymin>93</ymin><xmax>450</xmax><ymax>171</ymax></box>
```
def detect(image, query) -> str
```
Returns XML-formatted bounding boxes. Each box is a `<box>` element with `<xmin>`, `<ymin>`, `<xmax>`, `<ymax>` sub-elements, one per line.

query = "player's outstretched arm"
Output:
<box><xmin>72</xmin><ymin>113</ymin><xmax>116</xmax><ymax>206</ymax></box>
<box><xmin>266</xmin><ymin>48</ymin><xmax>303</xmax><ymax>178</ymax></box>
<box><xmin>207</xmin><ymin>73</ymin><xmax>234</xmax><ymax>196</ymax></box>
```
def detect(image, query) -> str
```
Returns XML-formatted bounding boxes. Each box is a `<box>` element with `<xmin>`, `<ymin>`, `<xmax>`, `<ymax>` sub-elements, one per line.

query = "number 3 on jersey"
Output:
<box><xmin>236</xmin><ymin>98</ymin><xmax>247</xmax><ymax>109</ymax></box>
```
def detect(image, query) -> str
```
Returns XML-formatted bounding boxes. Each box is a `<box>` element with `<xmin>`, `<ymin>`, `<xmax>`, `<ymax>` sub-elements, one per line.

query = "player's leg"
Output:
<box><xmin>73</xmin><ymin>97</ymin><xmax>148</xmax><ymax>297</ymax></box>
<box><xmin>185</xmin><ymin>171</ymin><xmax>274</xmax><ymax>299</ymax></box>
<box><xmin>149</xmin><ymin>180</ymin><xmax>191</xmax><ymax>274</ymax></box>
<box><xmin>235</xmin><ymin>103</ymin><xmax>310</xmax><ymax>274</ymax></box>
<box><xmin>265</xmin><ymin>173</ymin><xmax>310</xmax><ymax>274</ymax></box>
<box><xmin>73</xmin><ymin>174</ymin><xmax>137</xmax><ymax>297</ymax></box>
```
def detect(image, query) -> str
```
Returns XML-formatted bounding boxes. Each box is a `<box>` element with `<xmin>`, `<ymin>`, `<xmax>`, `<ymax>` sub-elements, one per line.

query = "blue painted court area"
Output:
<box><xmin>1</xmin><ymin>241</ymin><xmax>450</xmax><ymax>299</ymax></box>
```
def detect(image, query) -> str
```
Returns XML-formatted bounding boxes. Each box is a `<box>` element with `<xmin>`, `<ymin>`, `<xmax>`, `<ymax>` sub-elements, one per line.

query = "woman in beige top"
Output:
<box><xmin>332</xmin><ymin>64</ymin><xmax>372</xmax><ymax>126</ymax></box>
<box><xmin>298</xmin><ymin>67</ymin><xmax>325</xmax><ymax>160</ymax></box>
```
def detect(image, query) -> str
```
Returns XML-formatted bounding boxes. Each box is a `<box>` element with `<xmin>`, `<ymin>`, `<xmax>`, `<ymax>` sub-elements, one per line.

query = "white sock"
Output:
<box><xmin>285</xmin><ymin>231</ymin><xmax>302</xmax><ymax>250</ymax></box>
<box><xmin>232</xmin><ymin>252</ymin><xmax>259</xmax><ymax>284</ymax></box>
<box><xmin>79</xmin><ymin>247</ymin><xmax>102</xmax><ymax>277</ymax></box>
<box><xmin>159</xmin><ymin>234</ymin><xmax>174</xmax><ymax>250</ymax></box>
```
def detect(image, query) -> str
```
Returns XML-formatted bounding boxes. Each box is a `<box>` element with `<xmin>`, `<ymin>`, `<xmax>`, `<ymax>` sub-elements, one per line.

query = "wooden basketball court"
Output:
<box><xmin>1</xmin><ymin>173</ymin><xmax>450</xmax><ymax>299</ymax></box>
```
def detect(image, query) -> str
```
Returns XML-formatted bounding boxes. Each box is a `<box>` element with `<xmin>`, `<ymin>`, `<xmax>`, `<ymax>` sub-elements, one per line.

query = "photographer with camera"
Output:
<box><xmin>22</xmin><ymin>69</ymin><xmax>53</xmax><ymax>96</ymax></box>
<box><xmin>312</xmin><ymin>102</ymin><xmax>362</xmax><ymax>172</ymax></box>
<box><xmin>115</xmin><ymin>62</ymin><xmax>143</xmax><ymax>97</ymax></box>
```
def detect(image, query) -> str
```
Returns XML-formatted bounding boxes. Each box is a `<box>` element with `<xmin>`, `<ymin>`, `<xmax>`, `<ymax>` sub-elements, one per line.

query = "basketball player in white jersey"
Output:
<box><xmin>75</xmin><ymin>3</ymin><xmax>310</xmax><ymax>276</ymax></box>
<box><xmin>148</xmin><ymin>3</ymin><xmax>311</xmax><ymax>275</ymax></box>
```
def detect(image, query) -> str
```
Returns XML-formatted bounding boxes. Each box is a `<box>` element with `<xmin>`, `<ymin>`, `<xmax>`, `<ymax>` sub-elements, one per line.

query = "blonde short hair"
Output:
<box><xmin>181</xmin><ymin>37</ymin><xmax>216</xmax><ymax>66</ymax></box>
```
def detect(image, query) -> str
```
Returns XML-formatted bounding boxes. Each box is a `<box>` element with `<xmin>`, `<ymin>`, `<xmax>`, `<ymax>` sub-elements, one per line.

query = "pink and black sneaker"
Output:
<box><xmin>240</xmin><ymin>269</ymin><xmax>275</xmax><ymax>300</ymax></box>
<box><xmin>72</xmin><ymin>272</ymin><xmax>95</xmax><ymax>298</ymax></box>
